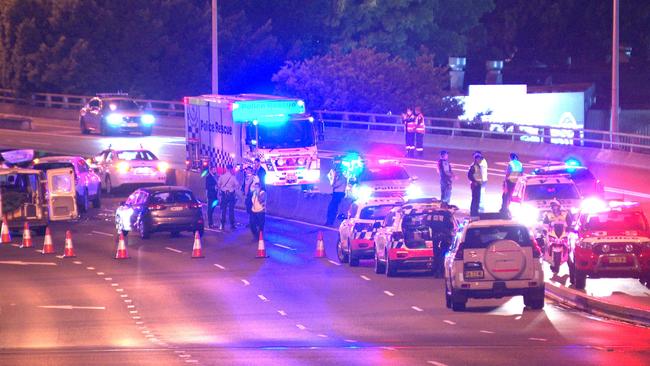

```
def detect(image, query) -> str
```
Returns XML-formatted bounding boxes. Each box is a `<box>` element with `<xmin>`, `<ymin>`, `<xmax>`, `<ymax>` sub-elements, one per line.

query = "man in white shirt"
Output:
<box><xmin>249</xmin><ymin>182</ymin><xmax>266</xmax><ymax>240</ymax></box>
<box><xmin>217</xmin><ymin>164</ymin><xmax>240</xmax><ymax>230</ymax></box>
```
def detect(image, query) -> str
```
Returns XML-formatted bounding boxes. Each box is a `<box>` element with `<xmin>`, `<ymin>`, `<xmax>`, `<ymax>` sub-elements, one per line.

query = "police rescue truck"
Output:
<box><xmin>184</xmin><ymin>94</ymin><xmax>320</xmax><ymax>186</ymax></box>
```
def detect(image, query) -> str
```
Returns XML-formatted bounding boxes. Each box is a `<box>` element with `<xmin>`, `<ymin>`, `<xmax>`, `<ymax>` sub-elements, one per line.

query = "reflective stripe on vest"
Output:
<box><xmin>415</xmin><ymin>114</ymin><xmax>425</xmax><ymax>134</ymax></box>
<box><xmin>404</xmin><ymin>114</ymin><xmax>416</xmax><ymax>133</ymax></box>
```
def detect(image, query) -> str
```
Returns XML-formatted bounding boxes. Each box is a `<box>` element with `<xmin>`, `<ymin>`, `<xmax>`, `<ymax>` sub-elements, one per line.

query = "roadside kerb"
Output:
<box><xmin>545</xmin><ymin>281</ymin><xmax>650</xmax><ymax>326</ymax></box>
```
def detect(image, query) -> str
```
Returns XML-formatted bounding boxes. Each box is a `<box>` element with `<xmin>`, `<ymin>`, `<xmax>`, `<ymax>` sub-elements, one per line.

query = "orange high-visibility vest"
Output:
<box><xmin>403</xmin><ymin>113</ymin><xmax>416</xmax><ymax>133</ymax></box>
<box><xmin>415</xmin><ymin>113</ymin><xmax>425</xmax><ymax>134</ymax></box>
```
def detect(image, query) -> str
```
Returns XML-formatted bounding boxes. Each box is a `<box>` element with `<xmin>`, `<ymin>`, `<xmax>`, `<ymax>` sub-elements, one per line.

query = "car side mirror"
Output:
<box><xmin>337</xmin><ymin>213</ymin><xmax>348</xmax><ymax>220</ymax></box>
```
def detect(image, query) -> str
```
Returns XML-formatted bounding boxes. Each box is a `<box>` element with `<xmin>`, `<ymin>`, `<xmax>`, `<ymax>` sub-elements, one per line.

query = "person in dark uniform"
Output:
<box><xmin>325</xmin><ymin>161</ymin><xmax>348</xmax><ymax>226</ymax></box>
<box><xmin>253</xmin><ymin>158</ymin><xmax>266</xmax><ymax>188</ymax></box>
<box><xmin>205</xmin><ymin>165</ymin><xmax>219</xmax><ymax>228</ymax></box>
<box><xmin>402</xmin><ymin>107</ymin><xmax>416</xmax><ymax>157</ymax></box>
<box><xmin>468</xmin><ymin>152</ymin><xmax>484</xmax><ymax>217</ymax></box>
<box><xmin>437</xmin><ymin>150</ymin><xmax>454</xmax><ymax>204</ymax></box>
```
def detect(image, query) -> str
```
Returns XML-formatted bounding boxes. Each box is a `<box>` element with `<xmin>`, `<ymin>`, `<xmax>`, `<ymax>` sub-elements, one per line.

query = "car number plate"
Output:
<box><xmin>609</xmin><ymin>256</ymin><xmax>627</xmax><ymax>264</ymax></box>
<box><xmin>464</xmin><ymin>270</ymin><xmax>484</xmax><ymax>279</ymax></box>
<box><xmin>170</xmin><ymin>206</ymin><xmax>183</xmax><ymax>211</ymax></box>
<box><xmin>127</xmin><ymin>122</ymin><xmax>138</xmax><ymax>127</ymax></box>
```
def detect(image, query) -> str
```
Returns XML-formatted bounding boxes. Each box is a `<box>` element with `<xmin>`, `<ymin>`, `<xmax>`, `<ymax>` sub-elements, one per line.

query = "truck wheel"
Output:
<box><xmin>574</xmin><ymin>271</ymin><xmax>587</xmax><ymax>290</ymax></box>
<box><xmin>336</xmin><ymin>236</ymin><xmax>349</xmax><ymax>263</ymax></box>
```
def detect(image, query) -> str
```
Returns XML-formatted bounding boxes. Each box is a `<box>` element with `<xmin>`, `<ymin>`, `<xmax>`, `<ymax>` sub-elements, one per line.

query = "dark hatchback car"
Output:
<box><xmin>115</xmin><ymin>186</ymin><xmax>204</xmax><ymax>239</ymax></box>
<box><xmin>532</xmin><ymin>164</ymin><xmax>604</xmax><ymax>198</ymax></box>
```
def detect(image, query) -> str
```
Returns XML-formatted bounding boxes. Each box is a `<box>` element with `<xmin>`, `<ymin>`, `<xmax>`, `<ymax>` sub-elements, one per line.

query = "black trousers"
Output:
<box><xmin>326</xmin><ymin>192</ymin><xmax>345</xmax><ymax>225</ymax></box>
<box><xmin>220</xmin><ymin>191</ymin><xmax>236</xmax><ymax>228</ymax></box>
<box><xmin>207</xmin><ymin>194</ymin><xmax>218</xmax><ymax>226</ymax></box>
<box><xmin>415</xmin><ymin>133</ymin><xmax>424</xmax><ymax>151</ymax></box>
<box><xmin>500</xmin><ymin>181</ymin><xmax>516</xmax><ymax>213</ymax></box>
<box><xmin>250</xmin><ymin>212</ymin><xmax>265</xmax><ymax>239</ymax></box>
<box><xmin>470</xmin><ymin>183</ymin><xmax>481</xmax><ymax>217</ymax></box>
<box><xmin>405</xmin><ymin>132</ymin><xmax>415</xmax><ymax>150</ymax></box>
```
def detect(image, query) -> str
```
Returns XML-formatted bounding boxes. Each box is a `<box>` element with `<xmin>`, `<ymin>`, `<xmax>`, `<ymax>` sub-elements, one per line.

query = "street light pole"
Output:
<box><xmin>211</xmin><ymin>0</ymin><xmax>218</xmax><ymax>94</ymax></box>
<box><xmin>611</xmin><ymin>0</ymin><xmax>619</xmax><ymax>144</ymax></box>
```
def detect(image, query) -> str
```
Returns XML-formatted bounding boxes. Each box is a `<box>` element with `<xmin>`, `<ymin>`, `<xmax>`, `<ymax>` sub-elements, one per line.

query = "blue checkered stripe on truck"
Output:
<box><xmin>201</xmin><ymin>145</ymin><xmax>234</xmax><ymax>169</ymax></box>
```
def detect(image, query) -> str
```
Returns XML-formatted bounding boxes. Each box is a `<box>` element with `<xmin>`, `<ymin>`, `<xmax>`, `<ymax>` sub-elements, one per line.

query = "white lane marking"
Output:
<box><xmin>443</xmin><ymin>320</ymin><xmax>456</xmax><ymax>325</ymax></box>
<box><xmin>296</xmin><ymin>324</ymin><xmax>307</xmax><ymax>330</ymax></box>
<box><xmin>382</xmin><ymin>347</ymin><xmax>397</xmax><ymax>351</ymax></box>
<box><xmin>127</xmin><ymin>305</ymin><xmax>135</xmax><ymax>309</ymax></box>
<box><xmin>277</xmin><ymin>310</ymin><xmax>287</xmax><ymax>316</ymax></box>
<box><xmin>135</xmin><ymin>321</ymin><xmax>144</xmax><ymax>325</ymax></box>
<box><xmin>11</xmin><ymin>244</ymin><xmax>19</xmax><ymax>247</ymax></box>
<box><xmin>56</xmin><ymin>255</ymin><xmax>65</xmax><ymax>259</ymax></box>
<box><xmin>344</xmin><ymin>339</ymin><xmax>357</xmax><ymax>343</ymax></box>
<box><xmin>360</xmin><ymin>275</ymin><xmax>371</xmax><ymax>281</ymax></box>
<box><xmin>85</xmin><ymin>266</ymin><xmax>95</xmax><ymax>270</ymax></box>
<box><xmin>178</xmin><ymin>354</ymin><xmax>191</xmax><ymax>358</ymax></box>
<box><xmin>605</xmin><ymin>187</ymin><xmax>650</xmax><ymax>199</ymax></box>
<box><xmin>0</xmin><ymin>260</ymin><xmax>58</xmax><ymax>266</ymax></box>
<box><xmin>272</xmin><ymin>243</ymin><xmax>295</xmax><ymax>250</ymax></box>
<box><xmin>241</xmin><ymin>279</ymin><xmax>250</xmax><ymax>286</ymax></box>
<box><xmin>383</xmin><ymin>290</ymin><xmax>395</xmax><ymax>297</ymax></box>
<box><xmin>132</xmin><ymin>316</ymin><xmax>141</xmax><ymax>319</ymax></box>
<box><xmin>116</xmin><ymin>288</ymin><xmax>124</xmax><ymax>292</ymax></box>
<box><xmin>213</xmin><ymin>263</ymin><xmax>226</xmax><ymax>270</ymax></box>
<box><xmin>141</xmin><ymin>330</ymin><xmax>151</xmax><ymax>334</ymax></box>
<box><xmin>257</xmin><ymin>294</ymin><xmax>269</xmax><ymax>302</ymax></box>
<box><xmin>529</xmin><ymin>337</ymin><xmax>547</xmax><ymax>342</ymax></box>
<box><xmin>96</xmin><ymin>272</ymin><xmax>105</xmax><ymax>275</ymax></box>
<box><xmin>111</xmin><ymin>283</ymin><xmax>119</xmax><ymax>287</ymax></box>
<box><xmin>327</xmin><ymin>260</ymin><xmax>341</xmax><ymax>266</ymax></box>
<box><xmin>104</xmin><ymin>277</ymin><xmax>113</xmax><ymax>281</ymax></box>
<box><xmin>124</xmin><ymin>299</ymin><xmax>132</xmax><ymax>303</ymax></box>
<box><xmin>427</xmin><ymin>361</ymin><xmax>449</xmax><ymax>366</ymax></box>
<box><xmin>317</xmin><ymin>334</ymin><xmax>328</xmax><ymax>338</ymax></box>
<box><xmin>165</xmin><ymin>247</ymin><xmax>182</xmax><ymax>253</ymax></box>
<box><xmin>73</xmin><ymin>261</ymin><xmax>82</xmax><ymax>265</ymax></box>
<box><xmin>515</xmin><ymin>316</ymin><xmax>522</xmax><ymax>320</ymax></box>
<box><xmin>38</xmin><ymin>305</ymin><xmax>105</xmax><ymax>310</ymax></box>
<box><xmin>90</xmin><ymin>230</ymin><xmax>114</xmax><ymax>237</ymax></box>
<box><xmin>120</xmin><ymin>294</ymin><xmax>128</xmax><ymax>298</ymax></box>
<box><xmin>480</xmin><ymin>330</ymin><xmax>495</xmax><ymax>334</ymax></box>
<box><xmin>129</xmin><ymin>310</ymin><xmax>138</xmax><ymax>314</ymax></box>
<box><xmin>411</xmin><ymin>306</ymin><xmax>424</xmax><ymax>312</ymax></box>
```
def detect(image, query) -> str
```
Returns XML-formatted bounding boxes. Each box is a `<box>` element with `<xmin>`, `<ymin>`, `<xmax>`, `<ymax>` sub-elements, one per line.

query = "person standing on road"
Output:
<box><xmin>217</xmin><ymin>164</ymin><xmax>240</xmax><ymax>230</ymax></box>
<box><xmin>242</xmin><ymin>166</ymin><xmax>258</xmax><ymax>227</ymax></box>
<box><xmin>476</xmin><ymin>151</ymin><xmax>488</xmax><ymax>212</ymax></box>
<box><xmin>325</xmin><ymin>161</ymin><xmax>348</xmax><ymax>226</ymax></box>
<box><xmin>253</xmin><ymin>158</ymin><xmax>267</xmax><ymax>189</ymax></box>
<box><xmin>402</xmin><ymin>107</ymin><xmax>416</xmax><ymax>157</ymax></box>
<box><xmin>500</xmin><ymin>153</ymin><xmax>523</xmax><ymax>214</ymax></box>
<box><xmin>468</xmin><ymin>152</ymin><xmax>484</xmax><ymax>217</ymax></box>
<box><xmin>249</xmin><ymin>181</ymin><xmax>266</xmax><ymax>240</ymax></box>
<box><xmin>437</xmin><ymin>150</ymin><xmax>454</xmax><ymax>204</ymax></box>
<box><xmin>414</xmin><ymin>106</ymin><xmax>426</xmax><ymax>157</ymax></box>
<box><xmin>205</xmin><ymin>165</ymin><xmax>219</xmax><ymax>228</ymax></box>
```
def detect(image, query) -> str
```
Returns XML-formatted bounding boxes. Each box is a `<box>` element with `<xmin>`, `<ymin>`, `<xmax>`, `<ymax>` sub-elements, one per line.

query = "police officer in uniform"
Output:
<box><xmin>467</xmin><ymin>152</ymin><xmax>484</xmax><ymax>217</ymax></box>
<box><xmin>205</xmin><ymin>165</ymin><xmax>219</xmax><ymax>228</ymax></box>
<box><xmin>402</xmin><ymin>107</ymin><xmax>416</xmax><ymax>157</ymax></box>
<box><xmin>414</xmin><ymin>106</ymin><xmax>425</xmax><ymax>157</ymax></box>
<box><xmin>500</xmin><ymin>153</ymin><xmax>523</xmax><ymax>214</ymax></box>
<box><xmin>217</xmin><ymin>164</ymin><xmax>240</xmax><ymax>230</ymax></box>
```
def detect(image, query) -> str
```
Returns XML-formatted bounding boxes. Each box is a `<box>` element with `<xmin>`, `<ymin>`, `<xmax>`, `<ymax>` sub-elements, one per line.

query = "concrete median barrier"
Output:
<box><xmin>0</xmin><ymin>114</ymin><xmax>31</xmax><ymax>131</ymax></box>
<box><xmin>545</xmin><ymin>281</ymin><xmax>650</xmax><ymax>326</ymax></box>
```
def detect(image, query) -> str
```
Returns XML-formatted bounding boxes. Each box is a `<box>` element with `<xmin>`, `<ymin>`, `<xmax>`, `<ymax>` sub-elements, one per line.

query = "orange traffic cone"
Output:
<box><xmin>1</xmin><ymin>216</ymin><xmax>11</xmax><ymax>244</ymax></box>
<box><xmin>21</xmin><ymin>222</ymin><xmax>33</xmax><ymax>248</ymax></box>
<box><xmin>42</xmin><ymin>226</ymin><xmax>55</xmax><ymax>254</ymax></box>
<box><xmin>315</xmin><ymin>231</ymin><xmax>326</xmax><ymax>258</ymax></box>
<box><xmin>115</xmin><ymin>232</ymin><xmax>129</xmax><ymax>259</ymax></box>
<box><xmin>63</xmin><ymin>230</ymin><xmax>76</xmax><ymax>258</ymax></box>
<box><xmin>191</xmin><ymin>231</ymin><xmax>204</xmax><ymax>258</ymax></box>
<box><xmin>256</xmin><ymin>231</ymin><xmax>268</xmax><ymax>258</ymax></box>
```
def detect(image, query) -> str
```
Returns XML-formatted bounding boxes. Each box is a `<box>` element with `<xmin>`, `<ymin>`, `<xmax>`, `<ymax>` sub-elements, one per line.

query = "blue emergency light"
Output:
<box><xmin>233</xmin><ymin>99</ymin><xmax>306</xmax><ymax>124</ymax></box>
<box><xmin>565</xmin><ymin>158</ymin><xmax>581</xmax><ymax>167</ymax></box>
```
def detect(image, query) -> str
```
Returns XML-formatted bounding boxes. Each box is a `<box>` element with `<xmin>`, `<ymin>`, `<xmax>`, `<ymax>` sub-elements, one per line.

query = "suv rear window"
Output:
<box><xmin>358</xmin><ymin>165</ymin><xmax>409</xmax><ymax>181</ymax></box>
<box><xmin>359</xmin><ymin>205</ymin><xmax>395</xmax><ymax>220</ymax></box>
<box><xmin>150</xmin><ymin>191</ymin><xmax>194</xmax><ymax>204</ymax></box>
<box><xmin>402</xmin><ymin>212</ymin><xmax>455</xmax><ymax>248</ymax></box>
<box><xmin>464</xmin><ymin>226</ymin><xmax>531</xmax><ymax>249</ymax></box>
<box><xmin>525</xmin><ymin>183</ymin><xmax>580</xmax><ymax>200</ymax></box>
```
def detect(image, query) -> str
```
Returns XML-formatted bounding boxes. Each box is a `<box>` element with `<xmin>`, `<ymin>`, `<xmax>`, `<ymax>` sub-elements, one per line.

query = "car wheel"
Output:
<box><xmin>451</xmin><ymin>290</ymin><xmax>466</xmax><ymax>311</ymax></box>
<box><xmin>105</xmin><ymin>176</ymin><xmax>113</xmax><ymax>195</ymax></box>
<box><xmin>386</xmin><ymin>251</ymin><xmax>397</xmax><ymax>277</ymax></box>
<box><xmin>348</xmin><ymin>240</ymin><xmax>359</xmax><ymax>267</ymax></box>
<box><xmin>78</xmin><ymin>189</ymin><xmax>89</xmax><ymax>214</ymax></box>
<box><xmin>80</xmin><ymin>118</ymin><xmax>90</xmax><ymax>134</ymax></box>
<box><xmin>374</xmin><ymin>251</ymin><xmax>386</xmax><ymax>274</ymax></box>
<box><xmin>574</xmin><ymin>270</ymin><xmax>587</xmax><ymax>290</ymax></box>
<box><xmin>445</xmin><ymin>283</ymin><xmax>452</xmax><ymax>309</ymax></box>
<box><xmin>92</xmin><ymin>187</ymin><xmax>101</xmax><ymax>208</ymax></box>
<box><xmin>336</xmin><ymin>236</ymin><xmax>349</xmax><ymax>263</ymax></box>
<box><xmin>139</xmin><ymin>219</ymin><xmax>151</xmax><ymax>240</ymax></box>
<box><xmin>524</xmin><ymin>288</ymin><xmax>545</xmax><ymax>310</ymax></box>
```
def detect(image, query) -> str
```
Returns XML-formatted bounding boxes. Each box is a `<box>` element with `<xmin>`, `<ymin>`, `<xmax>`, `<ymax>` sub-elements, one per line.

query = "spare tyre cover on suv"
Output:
<box><xmin>483</xmin><ymin>240</ymin><xmax>526</xmax><ymax>280</ymax></box>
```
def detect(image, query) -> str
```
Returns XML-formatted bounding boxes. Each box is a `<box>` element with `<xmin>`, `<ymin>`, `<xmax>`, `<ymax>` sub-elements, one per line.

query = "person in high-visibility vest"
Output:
<box><xmin>414</xmin><ymin>106</ymin><xmax>426</xmax><ymax>157</ymax></box>
<box><xmin>402</xmin><ymin>107</ymin><xmax>416</xmax><ymax>157</ymax></box>
<box><xmin>500</xmin><ymin>153</ymin><xmax>523</xmax><ymax>214</ymax></box>
<box><xmin>467</xmin><ymin>152</ymin><xmax>484</xmax><ymax>217</ymax></box>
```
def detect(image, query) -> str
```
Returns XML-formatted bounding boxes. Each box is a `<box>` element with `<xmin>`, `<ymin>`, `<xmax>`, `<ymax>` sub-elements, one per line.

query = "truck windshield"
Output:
<box><xmin>257</xmin><ymin>119</ymin><xmax>315</xmax><ymax>149</ymax></box>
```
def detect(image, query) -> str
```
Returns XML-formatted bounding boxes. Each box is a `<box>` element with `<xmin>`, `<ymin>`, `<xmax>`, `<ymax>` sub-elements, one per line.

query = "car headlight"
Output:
<box><xmin>116</xmin><ymin>161</ymin><xmax>130</xmax><ymax>173</ymax></box>
<box><xmin>580</xmin><ymin>197</ymin><xmax>608</xmax><ymax>214</ymax></box>
<box><xmin>511</xmin><ymin>203</ymin><xmax>539</xmax><ymax>227</ymax></box>
<box><xmin>141</xmin><ymin>114</ymin><xmax>155</xmax><ymax>125</ymax></box>
<box><xmin>352</xmin><ymin>185</ymin><xmax>373</xmax><ymax>202</ymax></box>
<box><xmin>406</xmin><ymin>184</ymin><xmax>423</xmax><ymax>200</ymax></box>
<box><xmin>157</xmin><ymin>161</ymin><xmax>169</xmax><ymax>173</ymax></box>
<box><xmin>276</xmin><ymin>158</ymin><xmax>285</xmax><ymax>167</ymax></box>
<box><xmin>107</xmin><ymin>113</ymin><xmax>123</xmax><ymax>125</ymax></box>
<box><xmin>297</xmin><ymin>157</ymin><xmax>306</xmax><ymax>166</ymax></box>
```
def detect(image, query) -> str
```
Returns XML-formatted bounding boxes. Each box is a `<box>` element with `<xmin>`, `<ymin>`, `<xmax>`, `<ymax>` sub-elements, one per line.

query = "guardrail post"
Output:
<box><xmin>368</xmin><ymin>115</ymin><xmax>375</xmax><ymax>130</ymax></box>
<box><xmin>168</xmin><ymin>102</ymin><xmax>176</xmax><ymax>116</ymax></box>
<box><xmin>44</xmin><ymin>94</ymin><xmax>51</xmax><ymax>108</ymax></box>
<box><xmin>63</xmin><ymin>96</ymin><xmax>69</xmax><ymax>109</ymax></box>
<box><xmin>342</xmin><ymin>112</ymin><xmax>348</xmax><ymax>129</ymax></box>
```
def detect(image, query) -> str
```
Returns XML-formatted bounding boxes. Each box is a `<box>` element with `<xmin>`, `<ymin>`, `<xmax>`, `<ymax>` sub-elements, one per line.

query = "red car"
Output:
<box><xmin>571</xmin><ymin>202</ymin><xmax>650</xmax><ymax>289</ymax></box>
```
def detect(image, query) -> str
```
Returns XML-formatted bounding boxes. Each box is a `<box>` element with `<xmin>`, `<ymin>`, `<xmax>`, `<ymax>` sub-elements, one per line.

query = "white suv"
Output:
<box><xmin>444</xmin><ymin>216</ymin><xmax>545</xmax><ymax>311</ymax></box>
<box><xmin>337</xmin><ymin>197</ymin><xmax>403</xmax><ymax>266</ymax></box>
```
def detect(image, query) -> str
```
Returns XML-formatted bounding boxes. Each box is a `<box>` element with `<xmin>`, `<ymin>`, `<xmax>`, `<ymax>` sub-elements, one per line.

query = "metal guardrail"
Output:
<box><xmin>314</xmin><ymin>110</ymin><xmax>650</xmax><ymax>154</ymax></box>
<box><xmin>1</xmin><ymin>88</ymin><xmax>649</xmax><ymax>153</ymax></box>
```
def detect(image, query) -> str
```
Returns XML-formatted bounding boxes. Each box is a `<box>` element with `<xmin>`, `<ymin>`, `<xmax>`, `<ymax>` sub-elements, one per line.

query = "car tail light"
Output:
<box><xmin>396</xmin><ymin>251</ymin><xmax>408</xmax><ymax>258</ymax></box>
<box><xmin>189</xmin><ymin>202</ymin><xmax>201</xmax><ymax>209</ymax></box>
<box><xmin>117</xmin><ymin>161</ymin><xmax>130</xmax><ymax>173</ymax></box>
<box><xmin>148</xmin><ymin>204</ymin><xmax>166</xmax><ymax>211</ymax></box>
<box><xmin>157</xmin><ymin>161</ymin><xmax>169</xmax><ymax>173</ymax></box>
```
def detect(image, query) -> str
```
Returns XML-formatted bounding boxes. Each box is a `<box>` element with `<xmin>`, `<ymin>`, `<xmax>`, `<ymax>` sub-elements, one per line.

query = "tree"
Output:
<box><xmin>272</xmin><ymin>47</ymin><xmax>462</xmax><ymax>117</ymax></box>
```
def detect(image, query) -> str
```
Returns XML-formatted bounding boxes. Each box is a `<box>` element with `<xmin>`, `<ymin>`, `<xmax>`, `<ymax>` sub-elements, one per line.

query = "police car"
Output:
<box><xmin>346</xmin><ymin>159</ymin><xmax>421</xmax><ymax>201</ymax></box>
<box><xmin>444</xmin><ymin>215</ymin><xmax>545</xmax><ymax>311</ymax></box>
<box><xmin>337</xmin><ymin>197</ymin><xmax>404</xmax><ymax>267</ymax></box>
<box><xmin>91</xmin><ymin>147</ymin><xmax>169</xmax><ymax>194</ymax></box>
<box><xmin>571</xmin><ymin>201</ymin><xmax>650</xmax><ymax>289</ymax></box>
<box><xmin>509</xmin><ymin>174</ymin><xmax>583</xmax><ymax>228</ymax></box>
<box><xmin>532</xmin><ymin>160</ymin><xmax>604</xmax><ymax>198</ymax></box>
<box><xmin>373</xmin><ymin>198</ymin><xmax>458</xmax><ymax>277</ymax></box>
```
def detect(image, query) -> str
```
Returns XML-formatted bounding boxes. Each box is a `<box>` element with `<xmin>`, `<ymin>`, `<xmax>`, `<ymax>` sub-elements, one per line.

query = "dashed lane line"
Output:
<box><xmin>480</xmin><ymin>330</ymin><xmax>495</xmax><ymax>334</ymax></box>
<box><xmin>241</xmin><ymin>279</ymin><xmax>250</xmax><ymax>286</ymax></box>
<box><xmin>327</xmin><ymin>260</ymin><xmax>341</xmax><ymax>266</ymax></box>
<box><xmin>277</xmin><ymin>310</ymin><xmax>287</xmax><ymax>316</ymax></box>
<box><xmin>165</xmin><ymin>247</ymin><xmax>183</xmax><ymax>254</ymax></box>
<box><xmin>86</xmin><ymin>266</ymin><xmax>95</xmax><ymax>270</ymax></box>
<box><xmin>360</xmin><ymin>275</ymin><xmax>371</xmax><ymax>281</ymax></box>
<box><xmin>529</xmin><ymin>337</ymin><xmax>547</xmax><ymax>342</ymax></box>
<box><xmin>272</xmin><ymin>243</ymin><xmax>295</xmax><ymax>251</ymax></box>
<box><xmin>296</xmin><ymin>324</ymin><xmax>307</xmax><ymax>330</ymax></box>
<box><xmin>213</xmin><ymin>263</ymin><xmax>226</xmax><ymax>270</ymax></box>
<box><xmin>90</xmin><ymin>230</ymin><xmax>114</xmax><ymax>237</ymax></box>
<box><xmin>411</xmin><ymin>306</ymin><xmax>424</xmax><ymax>312</ymax></box>
<box><xmin>443</xmin><ymin>320</ymin><xmax>456</xmax><ymax>325</ymax></box>
<box><xmin>257</xmin><ymin>294</ymin><xmax>270</xmax><ymax>302</ymax></box>
<box><xmin>427</xmin><ymin>361</ymin><xmax>449</xmax><ymax>366</ymax></box>
<box><xmin>383</xmin><ymin>290</ymin><xmax>395</xmax><ymax>297</ymax></box>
